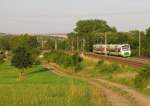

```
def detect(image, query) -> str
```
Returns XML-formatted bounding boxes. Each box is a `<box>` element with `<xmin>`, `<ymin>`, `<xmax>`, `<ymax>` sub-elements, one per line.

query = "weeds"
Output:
<box><xmin>95</xmin><ymin>61</ymin><xmax>121</xmax><ymax>75</ymax></box>
<box><xmin>134</xmin><ymin>65</ymin><xmax>150</xmax><ymax>88</ymax></box>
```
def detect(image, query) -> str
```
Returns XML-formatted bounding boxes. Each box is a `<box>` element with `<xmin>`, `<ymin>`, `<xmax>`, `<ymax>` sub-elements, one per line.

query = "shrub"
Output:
<box><xmin>44</xmin><ymin>52</ymin><xmax>83</xmax><ymax>71</ymax></box>
<box><xmin>134</xmin><ymin>66</ymin><xmax>150</xmax><ymax>88</ymax></box>
<box><xmin>0</xmin><ymin>54</ymin><xmax>5</xmax><ymax>63</ymax></box>
<box><xmin>72</xmin><ymin>53</ymin><xmax>82</xmax><ymax>65</ymax></box>
<box><xmin>143</xmin><ymin>49</ymin><xmax>150</xmax><ymax>57</ymax></box>
<box><xmin>11</xmin><ymin>47</ymin><xmax>33</xmax><ymax>70</ymax></box>
<box><xmin>71</xmin><ymin>53</ymin><xmax>83</xmax><ymax>71</ymax></box>
<box><xmin>31</xmin><ymin>48</ymin><xmax>41</xmax><ymax>65</ymax></box>
<box><xmin>96</xmin><ymin>60</ymin><xmax>104</xmax><ymax>66</ymax></box>
<box><xmin>95</xmin><ymin>62</ymin><xmax>120</xmax><ymax>74</ymax></box>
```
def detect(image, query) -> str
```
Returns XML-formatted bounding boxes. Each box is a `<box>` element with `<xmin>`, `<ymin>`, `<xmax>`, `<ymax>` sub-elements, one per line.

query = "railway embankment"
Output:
<box><xmin>84</xmin><ymin>52</ymin><xmax>150</xmax><ymax>67</ymax></box>
<box><xmin>43</xmin><ymin>51</ymin><xmax>150</xmax><ymax>106</ymax></box>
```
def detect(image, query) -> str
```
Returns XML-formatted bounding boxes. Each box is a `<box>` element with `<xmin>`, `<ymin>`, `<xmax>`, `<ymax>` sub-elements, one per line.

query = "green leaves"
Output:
<box><xmin>10</xmin><ymin>34</ymin><xmax>39</xmax><ymax>50</ymax></box>
<box><xmin>11</xmin><ymin>47</ymin><xmax>33</xmax><ymax>69</ymax></box>
<box><xmin>75</xmin><ymin>19</ymin><xmax>114</xmax><ymax>33</ymax></box>
<box><xmin>44</xmin><ymin>52</ymin><xmax>83</xmax><ymax>71</ymax></box>
<box><xmin>68</xmin><ymin>19</ymin><xmax>116</xmax><ymax>52</ymax></box>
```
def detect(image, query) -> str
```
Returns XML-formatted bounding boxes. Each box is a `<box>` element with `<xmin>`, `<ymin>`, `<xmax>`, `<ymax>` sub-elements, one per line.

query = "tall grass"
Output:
<box><xmin>0</xmin><ymin>62</ymin><xmax>106</xmax><ymax>106</ymax></box>
<box><xmin>79</xmin><ymin>57</ymin><xmax>150</xmax><ymax>95</ymax></box>
<box><xmin>95</xmin><ymin>60</ymin><xmax>121</xmax><ymax>75</ymax></box>
<box><xmin>134</xmin><ymin>66</ymin><xmax>150</xmax><ymax>88</ymax></box>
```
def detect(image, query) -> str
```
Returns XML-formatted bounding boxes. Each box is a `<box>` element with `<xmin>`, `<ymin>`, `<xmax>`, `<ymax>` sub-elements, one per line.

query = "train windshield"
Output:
<box><xmin>122</xmin><ymin>45</ymin><xmax>130</xmax><ymax>51</ymax></box>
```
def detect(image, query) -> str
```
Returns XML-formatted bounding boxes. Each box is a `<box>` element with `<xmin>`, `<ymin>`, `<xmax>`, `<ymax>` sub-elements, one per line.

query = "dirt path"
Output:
<box><xmin>88</xmin><ymin>80</ymin><xmax>131</xmax><ymax>106</ymax></box>
<box><xmin>45</xmin><ymin>64</ymin><xmax>134</xmax><ymax>106</ymax></box>
<box><xmin>93</xmin><ymin>78</ymin><xmax>150</xmax><ymax>106</ymax></box>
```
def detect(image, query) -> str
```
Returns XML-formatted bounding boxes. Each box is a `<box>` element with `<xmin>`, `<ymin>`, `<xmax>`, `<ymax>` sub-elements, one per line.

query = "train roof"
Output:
<box><xmin>94</xmin><ymin>44</ymin><xmax>130</xmax><ymax>46</ymax></box>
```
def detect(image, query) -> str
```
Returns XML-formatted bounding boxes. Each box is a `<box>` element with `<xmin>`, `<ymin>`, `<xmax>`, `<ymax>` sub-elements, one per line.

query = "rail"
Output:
<box><xmin>84</xmin><ymin>52</ymin><xmax>150</xmax><ymax>67</ymax></box>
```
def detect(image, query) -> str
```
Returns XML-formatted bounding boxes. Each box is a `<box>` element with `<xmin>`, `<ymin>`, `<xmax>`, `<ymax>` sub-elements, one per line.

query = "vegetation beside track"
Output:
<box><xmin>43</xmin><ymin>52</ymin><xmax>150</xmax><ymax>95</ymax></box>
<box><xmin>44</xmin><ymin>51</ymin><xmax>83</xmax><ymax>72</ymax></box>
<box><xmin>81</xmin><ymin>56</ymin><xmax>150</xmax><ymax>95</ymax></box>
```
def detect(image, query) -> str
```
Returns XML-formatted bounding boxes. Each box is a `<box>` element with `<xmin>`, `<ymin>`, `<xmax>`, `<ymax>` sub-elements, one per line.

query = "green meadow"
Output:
<box><xmin>0</xmin><ymin>62</ymin><xmax>106</xmax><ymax>106</ymax></box>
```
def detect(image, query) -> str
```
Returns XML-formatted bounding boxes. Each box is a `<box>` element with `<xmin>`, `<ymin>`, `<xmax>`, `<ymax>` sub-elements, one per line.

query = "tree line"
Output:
<box><xmin>67</xmin><ymin>19</ymin><xmax>150</xmax><ymax>57</ymax></box>
<box><xmin>0</xmin><ymin>19</ymin><xmax>150</xmax><ymax>57</ymax></box>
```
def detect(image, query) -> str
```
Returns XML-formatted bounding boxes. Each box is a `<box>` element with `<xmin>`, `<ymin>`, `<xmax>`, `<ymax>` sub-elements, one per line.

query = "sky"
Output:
<box><xmin>0</xmin><ymin>0</ymin><xmax>150</xmax><ymax>34</ymax></box>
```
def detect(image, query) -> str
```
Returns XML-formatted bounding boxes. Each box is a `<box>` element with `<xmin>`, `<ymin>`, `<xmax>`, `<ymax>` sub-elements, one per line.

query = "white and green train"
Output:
<box><xmin>93</xmin><ymin>44</ymin><xmax>131</xmax><ymax>57</ymax></box>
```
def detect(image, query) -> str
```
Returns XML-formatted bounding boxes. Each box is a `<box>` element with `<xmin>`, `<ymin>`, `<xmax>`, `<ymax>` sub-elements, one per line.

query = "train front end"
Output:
<box><xmin>120</xmin><ymin>44</ymin><xmax>131</xmax><ymax>57</ymax></box>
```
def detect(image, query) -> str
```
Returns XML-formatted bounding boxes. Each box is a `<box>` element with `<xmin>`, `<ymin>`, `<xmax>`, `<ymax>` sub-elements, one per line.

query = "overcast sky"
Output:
<box><xmin>0</xmin><ymin>0</ymin><xmax>150</xmax><ymax>33</ymax></box>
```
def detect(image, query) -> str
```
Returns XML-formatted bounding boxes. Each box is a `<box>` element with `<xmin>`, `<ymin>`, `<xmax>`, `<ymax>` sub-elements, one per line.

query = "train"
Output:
<box><xmin>93</xmin><ymin>44</ymin><xmax>131</xmax><ymax>57</ymax></box>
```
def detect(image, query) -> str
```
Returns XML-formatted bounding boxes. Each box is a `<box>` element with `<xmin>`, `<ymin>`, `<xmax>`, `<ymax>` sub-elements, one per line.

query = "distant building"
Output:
<box><xmin>47</xmin><ymin>33</ymin><xmax>68</xmax><ymax>38</ymax></box>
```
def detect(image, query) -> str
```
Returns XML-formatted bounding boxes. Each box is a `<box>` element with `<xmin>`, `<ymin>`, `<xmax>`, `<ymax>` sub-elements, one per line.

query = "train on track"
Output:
<box><xmin>93</xmin><ymin>44</ymin><xmax>131</xmax><ymax>57</ymax></box>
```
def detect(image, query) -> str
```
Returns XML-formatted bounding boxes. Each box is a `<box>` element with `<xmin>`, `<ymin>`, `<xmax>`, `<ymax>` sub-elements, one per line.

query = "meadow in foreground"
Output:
<box><xmin>0</xmin><ymin>62</ymin><xmax>106</xmax><ymax>106</ymax></box>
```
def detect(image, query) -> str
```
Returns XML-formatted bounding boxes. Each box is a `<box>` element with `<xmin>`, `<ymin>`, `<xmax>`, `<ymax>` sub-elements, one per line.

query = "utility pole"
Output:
<box><xmin>55</xmin><ymin>39</ymin><xmax>58</xmax><ymax>51</ymax></box>
<box><xmin>82</xmin><ymin>39</ymin><xmax>85</xmax><ymax>53</ymax></box>
<box><xmin>104</xmin><ymin>32</ymin><xmax>107</xmax><ymax>56</ymax></box>
<box><xmin>41</xmin><ymin>37</ymin><xmax>44</xmax><ymax>50</ymax></box>
<box><xmin>77</xmin><ymin>36</ymin><xmax>79</xmax><ymax>52</ymax></box>
<box><xmin>71</xmin><ymin>39</ymin><xmax>74</xmax><ymax>52</ymax></box>
<box><xmin>139</xmin><ymin>31</ymin><xmax>141</xmax><ymax>57</ymax></box>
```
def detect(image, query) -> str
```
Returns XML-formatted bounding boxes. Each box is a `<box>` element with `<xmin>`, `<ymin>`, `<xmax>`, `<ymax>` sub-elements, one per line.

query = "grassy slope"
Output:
<box><xmin>0</xmin><ymin>62</ymin><xmax>106</xmax><ymax>106</ymax></box>
<box><xmin>74</xmin><ymin>56</ymin><xmax>150</xmax><ymax>95</ymax></box>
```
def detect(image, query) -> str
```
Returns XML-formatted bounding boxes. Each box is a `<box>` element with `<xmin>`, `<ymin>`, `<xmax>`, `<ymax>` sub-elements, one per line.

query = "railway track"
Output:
<box><xmin>84</xmin><ymin>52</ymin><xmax>150</xmax><ymax>67</ymax></box>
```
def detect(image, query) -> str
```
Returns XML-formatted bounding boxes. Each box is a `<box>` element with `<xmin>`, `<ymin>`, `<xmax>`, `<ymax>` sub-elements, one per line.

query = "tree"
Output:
<box><xmin>74</xmin><ymin>19</ymin><xmax>116</xmax><ymax>33</ymax></box>
<box><xmin>0</xmin><ymin>52</ymin><xmax>5</xmax><ymax>63</ymax></box>
<box><xmin>146</xmin><ymin>27</ymin><xmax>150</xmax><ymax>38</ymax></box>
<box><xmin>10</xmin><ymin>34</ymin><xmax>39</xmax><ymax>50</ymax></box>
<box><xmin>0</xmin><ymin>36</ymin><xmax>11</xmax><ymax>50</ymax></box>
<box><xmin>73</xmin><ymin>19</ymin><xmax>116</xmax><ymax>51</ymax></box>
<box><xmin>11</xmin><ymin>47</ymin><xmax>33</xmax><ymax>80</ymax></box>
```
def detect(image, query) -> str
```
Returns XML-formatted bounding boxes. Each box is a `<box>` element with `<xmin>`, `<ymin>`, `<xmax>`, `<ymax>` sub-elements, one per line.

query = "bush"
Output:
<box><xmin>96</xmin><ymin>60</ymin><xmax>104</xmax><ymax>66</ymax></box>
<box><xmin>31</xmin><ymin>48</ymin><xmax>41</xmax><ymax>65</ymax></box>
<box><xmin>71</xmin><ymin>53</ymin><xmax>83</xmax><ymax>71</ymax></box>
<box><xmin>143</xmin><ymin>49</ymin><xmax>150</xmax><ymax>57</ymax></box>
<box><xmin>72</xmin><ymin>53</ymin><xmax>82</xmax><ymax>65</ymax></box>
<box><xmin>0</xmin><ymin>54</ymin><xmax>5</xmax><ymax>63</ymax></box>
<box><xmin>134</xmin><ymin>66</ymin><xmax>150</xmax><ymax>88</ymax></box>
<box><xmin>95</xmin><ymin>61</ymin><xmax>120</xmax><ymax>74</ymax></box>
<box><xmin>131</xmin><ymin>49</ymin><xmax>139</xmax><ymax>56</ymax></box>
<box><xmin>44</xmin><ymin>51</ymin><xmax>83</xmax><ymax>71</ymax></box>
<box><xmin>11</xmin><ymin>47</ymin><xmax>33</xmax><ymax>69</ymax></box>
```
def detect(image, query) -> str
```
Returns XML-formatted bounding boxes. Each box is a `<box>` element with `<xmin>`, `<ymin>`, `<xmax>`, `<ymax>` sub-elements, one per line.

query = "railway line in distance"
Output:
<box><xmin>84</xmin><ymin>52</ymin><xmax>150</xmax><ymax>68</ymax></box>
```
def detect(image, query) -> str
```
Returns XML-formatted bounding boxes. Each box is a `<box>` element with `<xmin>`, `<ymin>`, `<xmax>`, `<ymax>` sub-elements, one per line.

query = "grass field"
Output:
<box><xmin>78</xmin><ymin>56</ymin><xmax>150</xmax><ymax>95</ymax></box>
<box><xmin>0</xmin><ymin>62</ymin><xmax>107</xmax><ymax>106</ymax></box>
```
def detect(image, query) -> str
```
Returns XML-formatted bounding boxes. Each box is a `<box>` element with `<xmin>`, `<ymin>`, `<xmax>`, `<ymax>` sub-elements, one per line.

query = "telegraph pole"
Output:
<box><xmin>41</xmin><ymin>37</ymin><xmax>44</xmax><ymax>50</ymax></box>
<box><xmin>104</xmin><ymin>32</ymin><xmax>107</xmax><ymax>56</ymax></box>
<box><xmin>41</xmin><ymin>39</ymin><xmax>44</xmax><ymax>49</ymax></box>
<box><xmin>71</xmin><ymin>39</ymin><xmax>74</xmax><ymax>52</ymax></box>
<box><xmin>55</xmin><ymin>39</ymin><xmax>58</xmax><ymax>51</ymax></box>
<box><xmin>82</xmin><ymin>39</ymin><xmax>85</xmax><ymax>53</ymax></box>
<box><xmin>139</xmin><ymin>31</ymin><xmax>141</xmax><ymax>57</ymax></box>
<box><xmin>77</xmin><ymin>36</ymin><xmax>79</xmax><ymax>52</ymax></box>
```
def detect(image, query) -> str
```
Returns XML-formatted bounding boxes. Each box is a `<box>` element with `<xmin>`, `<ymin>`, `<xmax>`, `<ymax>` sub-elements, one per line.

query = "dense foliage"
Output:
<box><xmin>10</xmin><ymin>34</ymin><xmax>39</xmax><ymax>50</ymax></box>
<box><xmin>0</xmin><ymin>52</ymin><xmax>5</xmax><ymax>63</ymax></box>
<box><xmin>11</xmin><ymin>47</ymin><xmax>33</xmax><ymax>69</ymax></box>
<box><xmin>44</xmin><ymin>51</ymin><xmax>82</xmax><ymax>71</ymax></box>
<box><xmin>69</xmin><ymin>19</ymin><xmax>116</xmax><ymax>52</ymax></box>
<box><xmin>134</xmin><ymin>66</ymin><xmax>150</xmax><ymax>88</ymax></box>
<box><xmin>0</xmin><ymin>19</ymin><xmax>150</xmax><ymax>57</ymax></box>
<box><xmin>67</xmin><ymin>19</ymin><xmax>150</xmax><ymax>57</ymax></box>
<box><xmin>95</xmin><ymin>60</ymin><xmax>121</xmax><ymax>75</ymax></box>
